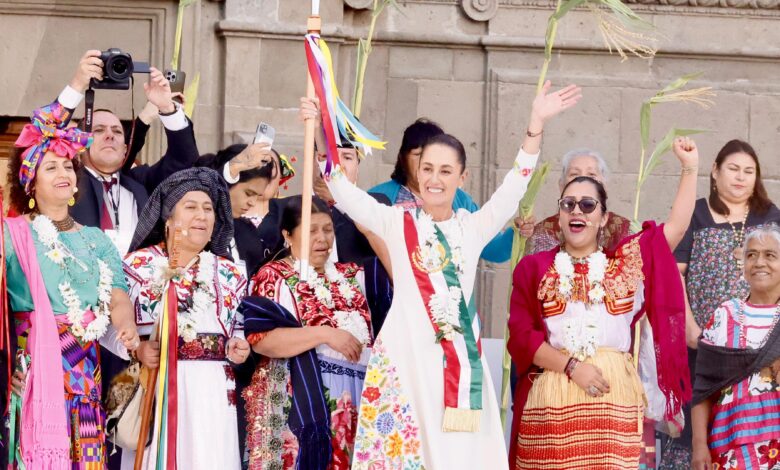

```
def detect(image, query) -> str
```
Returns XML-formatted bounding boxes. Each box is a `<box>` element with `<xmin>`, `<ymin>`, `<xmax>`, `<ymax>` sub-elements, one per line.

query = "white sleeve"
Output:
<box><xmin>158</xmin><ymin>105</ymin><xmax>188</xmax><ymax>131</ymax></box>
<box><xmin>463</xmin><ymin>147</ymin><xmax>539</xmax><ymax>247</ymax></box>
<box><xmin>57</xmin><ymin>85</ymin><xmax>84</xmax><ymax>110</ymax></box>
<box><xmin>99</xmin><ymin>324</ymin><xmax>131</xmax><ymax>360</ymax></box>
<box><xmin>223</xmin><ymin>162</ymin><xmax>240</xmax><ymax>184</ymax></box>
<box><xmin>321</xmin><ymin>162</ymin><xmax>399</xmax><ymax>240</ymax></box>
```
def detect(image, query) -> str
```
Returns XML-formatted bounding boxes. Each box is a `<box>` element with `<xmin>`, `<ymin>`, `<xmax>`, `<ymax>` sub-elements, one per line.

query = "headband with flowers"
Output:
<box><xmin>278</xmin><ymin>153</ymin><xmax>296</xmax><ymax>190</ymax></box>
<box><xmin>14</xmin><ymin>101</ymin><xmax>93</xmax><ymax>195</ymax></box>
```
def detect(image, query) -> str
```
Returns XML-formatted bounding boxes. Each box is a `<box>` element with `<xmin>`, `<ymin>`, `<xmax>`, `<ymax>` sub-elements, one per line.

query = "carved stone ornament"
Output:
<box><xmin>461</xmin><ymin>0</ymin><xmax>499</xmax><ymax>21</ymax></box>
<box><xmin>345</xmin><ymin>0</ymin><xmax>375</xmax><ymax>9</ymax></box>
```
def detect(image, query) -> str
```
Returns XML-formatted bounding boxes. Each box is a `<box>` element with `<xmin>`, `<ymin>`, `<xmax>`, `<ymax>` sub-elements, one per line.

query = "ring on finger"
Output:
<box><xmin>587</xmin><ymin>385</ymin><xmax>599</xmax><ymax>396</ymax></box>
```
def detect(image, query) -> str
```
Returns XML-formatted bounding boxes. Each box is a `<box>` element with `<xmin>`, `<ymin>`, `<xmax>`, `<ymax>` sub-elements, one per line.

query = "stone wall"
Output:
<box><xmin>2</xmin><ymin>0</ymin><xmax>780</xmax><ymax>336</ymax></box>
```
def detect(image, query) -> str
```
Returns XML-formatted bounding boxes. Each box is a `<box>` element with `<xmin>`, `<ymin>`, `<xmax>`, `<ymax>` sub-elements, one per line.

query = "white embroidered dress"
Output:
<box><xmin>120</xmin><ymin>245</ymin><xmax>247</xmax><ymax>470</ymax></box>
<box><xmin>323</xmin><ymin>149</ymin><xmax>538</xmax><ymax>470</ymax></box>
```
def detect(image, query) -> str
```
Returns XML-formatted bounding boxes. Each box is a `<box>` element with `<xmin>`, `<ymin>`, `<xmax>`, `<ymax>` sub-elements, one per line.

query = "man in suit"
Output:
<box><xmin>64</xmin><ymin>50</ymin><xmax>200</xmax><ymax>254</ymax></box>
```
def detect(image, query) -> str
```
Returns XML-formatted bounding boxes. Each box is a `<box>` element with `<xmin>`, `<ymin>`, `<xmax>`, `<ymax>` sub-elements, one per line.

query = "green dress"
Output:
<box><xmin>4</xmin><ymin>221</ymin><xmax>127</xmax><ymax>468</ymax></box>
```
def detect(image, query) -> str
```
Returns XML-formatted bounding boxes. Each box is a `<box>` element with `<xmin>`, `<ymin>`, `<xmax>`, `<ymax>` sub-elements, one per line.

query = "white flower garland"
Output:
<box><xmin>294</xmin><ymin>259</ymin><xmax>366</xmax><ymax>341</ymax></box>
<box><xmin>416</xmin><ymin>211</ymin><xmax>465</xmax><ymax>276</ymax></box>
<box><xmin>32</xmin><ymin>216</ymin><xmax>113</xmax><ymax>342</ymax></box>
<box><xmin>428</xmin><ymin>286</ymin><xmax>464</xmax><ymax>343</ymax></box>
<box><xmin>149</xmin><ymin>251</ymin><xmax>216</xmax><ymax>343</ymax></box>
<box><xmin>554</xmin><ymin>250</ymin><xmax>609</xmax><ymax>360</ymax></box>
<box><xmin>333</xmin><ymin>310</ymin><xmax>370</xmax><ymax>346</ymax></box>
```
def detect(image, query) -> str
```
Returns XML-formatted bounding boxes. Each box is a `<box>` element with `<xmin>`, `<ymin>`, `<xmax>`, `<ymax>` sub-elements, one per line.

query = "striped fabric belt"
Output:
<box><xmin>177</xmin><ymin>333</ymin><xmax>227</xmax><ymax>361</ymax></box>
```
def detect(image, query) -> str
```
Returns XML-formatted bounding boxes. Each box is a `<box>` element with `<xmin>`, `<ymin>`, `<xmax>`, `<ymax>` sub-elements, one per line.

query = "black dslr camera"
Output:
<box><xmin>90</xmin><ymin>48</ymin><xmax>151</xmax><ymax>90</ymax></box>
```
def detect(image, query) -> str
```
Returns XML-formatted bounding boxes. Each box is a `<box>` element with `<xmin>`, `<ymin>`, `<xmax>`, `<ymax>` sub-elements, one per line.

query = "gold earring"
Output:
<box><xmin>28</xmin><ymin>198</ymin><xmax>35</xmax><ymax>210</ymax></box>
<box><xmin>68</xmin><ymin>197</ymin><xmax>75</xmax><ymax>207</ymax></box>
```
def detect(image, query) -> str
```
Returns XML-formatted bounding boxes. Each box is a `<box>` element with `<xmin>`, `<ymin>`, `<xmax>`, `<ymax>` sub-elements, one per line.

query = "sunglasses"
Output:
<box><xmin>558</xmin><ymin>196</ymin><xmax>601</xmax><ymax>214</ymax></box>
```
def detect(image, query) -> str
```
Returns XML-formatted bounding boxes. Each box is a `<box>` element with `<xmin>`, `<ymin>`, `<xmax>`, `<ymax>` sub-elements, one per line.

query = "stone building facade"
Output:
<box><xmin>2</xmin><ymin>0</ymin><xmax>780</xmax><ymax>336</ymax></box>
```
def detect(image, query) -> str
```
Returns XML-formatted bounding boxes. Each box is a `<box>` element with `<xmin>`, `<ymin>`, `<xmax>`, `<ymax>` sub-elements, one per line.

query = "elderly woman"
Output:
<box><xmin>508</xmin><ymin>137</ymin><xmax>699</xmax><ymax>469</ymax></box>
<box><xmin>522</xmin><ymin>148</ymin><xmax>632</xmax><ymax>255</ymax></box>
<box><xmin>122</xmin><ymin>168</ymin><xmax>250</xmax><ymax>470</ymax></box>
<box><xmin>303</xmin><ymin>80</ymin><xmax>580</xmax><ymax>469</ymax></box>
<box><xmin>691</xmin><ymin>225</ymin><xmax>780</xmax><ymax>470</ymax></box>
<box><xmin>4</xmin><ymin>99</ymin><xmax>139</xmax><ymax>468</ymax></box>
<box><xmin>241</xmin><ymin>196</ymin><xmax>377</xmax><ymax>469</ymax></box>
<box><xmin>664</xmin><ymin>140</ymin><xmax>780</xmax><ymax>468</ymax></box>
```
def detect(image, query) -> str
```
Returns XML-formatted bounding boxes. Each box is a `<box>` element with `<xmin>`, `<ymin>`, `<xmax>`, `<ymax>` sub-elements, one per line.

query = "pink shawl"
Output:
<box><xmin>6</xmin><ymin>217</ymin><xmax>70</xmax><ymax>468</ymax></box>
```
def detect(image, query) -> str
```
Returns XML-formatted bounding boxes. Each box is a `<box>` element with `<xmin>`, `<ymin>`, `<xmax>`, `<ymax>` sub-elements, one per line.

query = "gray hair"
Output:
<box><xmin>559</xmin><ymin>148</ymin><xmax>610</xmax><ymax>187</ymax></box>
<box><xmin>743</xmin><ymin>224</ymin><xmax>780</xmax><ymax>260</ymax></box>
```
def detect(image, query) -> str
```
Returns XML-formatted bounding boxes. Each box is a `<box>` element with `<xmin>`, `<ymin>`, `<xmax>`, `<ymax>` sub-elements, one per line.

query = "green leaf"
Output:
<box><xmin>508</xmin><ymin>162</ymin><xmax>550</xmax><ymax>268</ymax></box>
<box><xmin>638</xmin><ymin>127</ymin><xmax>706</xmax><ymax>187</ymax></box>
<box><xmin>179</xmin><ymin>0</ymin><xmax>197</xmax><ymax>8</ymax></box>
<box><xmin>599</xmin><ymin>0</ymin><xmax>653</xmax><ymax>30</ymax></box>
<box><xmin>659</xmin><ymin>72</ymin><xmax>703</xmax><ymax>95</ymax></box>
<box><xmin>639</xmin><ymin>102</ymin><xmax>651</xmax><ymax>152</ymax></box>
<box><xmin>552</xmin><ymin>0</ymin><xmax>588</xmax><ymax>20</ymax></box>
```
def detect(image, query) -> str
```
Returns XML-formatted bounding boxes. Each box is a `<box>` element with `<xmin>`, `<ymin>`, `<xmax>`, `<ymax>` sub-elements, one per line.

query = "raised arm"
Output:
<box><xmin>299</xmin><ymin>97</ymin><xmax>398</xmax><ymax>239</ymax></box>
<box><xmin>663</xmin><ymin>137</ymin><xmax>699</xmax><ymax>251</ymax></box>
<box><xmin>467</xmin><ymin>81</ymin><xmax>581</xmax><ymax>246</ymax></box>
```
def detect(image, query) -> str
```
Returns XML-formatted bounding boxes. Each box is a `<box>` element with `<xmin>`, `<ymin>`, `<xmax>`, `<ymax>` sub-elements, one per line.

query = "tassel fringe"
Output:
<box><xmin>442</xmin><ymin>407</ymin><xmax>481</xmax><ymax>433</ymax></box>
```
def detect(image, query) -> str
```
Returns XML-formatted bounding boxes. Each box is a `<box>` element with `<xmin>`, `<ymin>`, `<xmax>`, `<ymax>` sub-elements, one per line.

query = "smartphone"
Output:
<box><xmin>253</xmin><ymin>122</ymin><xmax>275</xmax><ymax>146</ymax></box>
<box><xmin>164</xmin><ymin>69</ymin><xmax>186</xmax><ymax>103</ymax></box>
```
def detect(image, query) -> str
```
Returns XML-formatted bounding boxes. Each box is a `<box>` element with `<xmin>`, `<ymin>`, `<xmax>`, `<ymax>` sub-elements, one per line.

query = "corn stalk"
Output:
<box><xmin>171</xmin><ymin>0</ymin><xmax>200</xmax><ymax>118</ymax></box>
<box><xmin>632</xmin><ymin>73</ymin><xmax>715</xmax><ymax>229</ymax></box>
<box><xmin>351</xmin><ymin>0</ymin><xmax>399</xmax><ymax>118</ymax></box>
<box><xmin>499</xmin><ymin>162</ymin><xmax>549</xmax><ymax>427</ymax></box>
<box><xmin>500</xmin><ymin>0</ymin><xmax>659</xmax><ymax>429</ymax></box>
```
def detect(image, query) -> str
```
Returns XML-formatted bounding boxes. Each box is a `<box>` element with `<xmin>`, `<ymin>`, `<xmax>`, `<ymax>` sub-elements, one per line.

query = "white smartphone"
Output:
<box><xmin>253</xmin><ymin>122</ymin><xmax>275</xmax><ymax>146</ymax></box>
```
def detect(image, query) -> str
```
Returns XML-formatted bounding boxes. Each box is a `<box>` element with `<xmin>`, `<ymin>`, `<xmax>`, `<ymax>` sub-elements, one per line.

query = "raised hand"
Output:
<box><xmin>299</xmin><ymin>96</ymin><xmax>321</xmax><ymax>125</ymax></box>
<box><xmin>229</xmin><ymin>142</ymin><xmax>274</xmax><ymax>178</ymax></box>
<box><xmin>144</xmin><ymin>67</ymin><xmax>175</xmax><ymax>114</ymax></box>
<box><xmin>70</xmin><ymin>50</ymin><xmax>104</xmax><ymax>93</ymax></box>
<box><xmin>673</xmin><ymin>136</ymin><xmax>699</xmax><ymax>168</ymax></box>
<box><xmin>531</xmin><ymin>81</ymin><xmax>582</xmax><ymax>125</ymax></box>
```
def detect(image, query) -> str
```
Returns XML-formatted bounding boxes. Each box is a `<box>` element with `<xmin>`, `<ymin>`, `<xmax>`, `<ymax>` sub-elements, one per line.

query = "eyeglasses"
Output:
<box><xmin>558</xmin><ymin>196</ymin><xmax>601</xmax><ymax>214</ymax></box>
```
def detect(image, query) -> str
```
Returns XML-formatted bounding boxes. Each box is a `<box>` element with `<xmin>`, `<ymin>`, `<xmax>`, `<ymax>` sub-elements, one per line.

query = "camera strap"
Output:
<box><xmin>83</xmin><ymin>88</ymin><xmax>95</xmax><ymax>133</ymax></box>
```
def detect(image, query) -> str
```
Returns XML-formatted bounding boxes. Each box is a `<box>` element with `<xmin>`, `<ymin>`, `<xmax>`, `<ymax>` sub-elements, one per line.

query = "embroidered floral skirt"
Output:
<box><xmin>11</xmin><ymin>314</ymin><xmax>107</xmax><ymax>469</ymax></box>
<box><xmin>243</xmin><ymin>346</ymin><xmax>369</xmax><ymax>470</ymax></box>
<box><xmin>516</xmin><ymin>349</ymin><xmax>645</xmax><ymax>470</ymax></box>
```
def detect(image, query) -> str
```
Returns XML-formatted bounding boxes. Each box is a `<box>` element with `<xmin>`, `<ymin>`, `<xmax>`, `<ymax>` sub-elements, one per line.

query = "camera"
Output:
<box><xmin>90</xmin><ymin>48</ymin><xmax>151</xmax><ymax>90</ymax></box>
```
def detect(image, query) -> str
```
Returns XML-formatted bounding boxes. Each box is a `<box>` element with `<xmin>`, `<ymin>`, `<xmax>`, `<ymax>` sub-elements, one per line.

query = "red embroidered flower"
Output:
<box><xmin>281</xmin><ymin>430</ymin><xmax>299</xmax><ymax>469</ymax></box>
<box><xmin>759</xmin><ymin>439</ymin><xmax>780</xmax><ymax>467</ymax></box>
<box><xmin>362</xmin><ymin>387</ymin><xmax>381</xmax><ymax>403</ymax></box>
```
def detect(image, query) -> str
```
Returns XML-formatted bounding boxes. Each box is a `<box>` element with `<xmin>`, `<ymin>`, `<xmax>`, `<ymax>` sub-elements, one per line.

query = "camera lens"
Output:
<box><xmin>107</xmin><ymin>56</ymin><xmax>133</xmax><ymax>81</ymax></box>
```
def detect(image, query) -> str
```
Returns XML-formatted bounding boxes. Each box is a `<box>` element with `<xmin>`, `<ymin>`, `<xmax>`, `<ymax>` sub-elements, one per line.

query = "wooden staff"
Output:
<box><xmin>299</xmin><ymin>2</ymin><xmax>321</xmax><ymax>281</ymax></box>
<box><xmin>135</xmin><ymin>226</ymin><xmax>182</xmax><ymax>469</ymax></box>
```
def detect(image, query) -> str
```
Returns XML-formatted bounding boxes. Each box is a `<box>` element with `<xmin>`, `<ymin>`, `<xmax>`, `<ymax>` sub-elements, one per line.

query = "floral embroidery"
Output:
<box><xmin>243</xmin><ymin>358</ymin><xmax>292</xmax><ymax>470</ymax></box>
<box><xmin>538</xmin><ymin>237</ymin><xmax>644</xmax><ymax>317</ymax></box>
<box><xmin>330</xmin><ymin>392</ymin><xmax>358</xmax><ymax>470</ymax></box>
<box><xmin>177</xmin><ymin>334</ymin><xmax>227</xmax><ymax>361</ymax></box>
<box><xmin>353</xmin><ymin>338</ymin><xmax>423</xmax><ymax>470</ymax></box>
<box><xmin>758</xmin><ymin>439</ymin><xmax>780</xmax><ymax>468</ymax></box>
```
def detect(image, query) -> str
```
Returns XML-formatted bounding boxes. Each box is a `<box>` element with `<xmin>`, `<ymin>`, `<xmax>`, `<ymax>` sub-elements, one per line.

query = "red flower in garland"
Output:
<box><xmin>712</xmin><ymin>451</ymin><xmax>732</xmax><ymax>470</ymax></box>
<box><xmin>759</xmin><ymin>439</ymin><xmax>780</xmax><ymax>468</ymax></box>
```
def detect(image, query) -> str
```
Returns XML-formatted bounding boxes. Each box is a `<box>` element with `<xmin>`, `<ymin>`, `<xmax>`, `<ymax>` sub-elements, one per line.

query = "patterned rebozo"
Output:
<box><xmin>537</xmin><ymin>237</ymin><xmax>644</xmax><ymax>317</ymax></box>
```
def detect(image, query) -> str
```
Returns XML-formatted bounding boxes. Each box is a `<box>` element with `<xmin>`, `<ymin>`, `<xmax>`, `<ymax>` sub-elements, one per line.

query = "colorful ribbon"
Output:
<box><xmin>279</xmin><ymin>153</ymin><xmax>296</xmax><ymax>189</ymax></box>
<box><xmin>153</xmin><ymin>285</ymin><xmax>179</xmax><ymax>469</ymax></box>
<box><xmin>304</xmin><ymin>33</ymin><xmax>385</xmax><ymax>176</ymax></box>
<box><xmin>14</xmin><ymin>101</ymin><xmax>92</xmax><ymax>195</ymax></box>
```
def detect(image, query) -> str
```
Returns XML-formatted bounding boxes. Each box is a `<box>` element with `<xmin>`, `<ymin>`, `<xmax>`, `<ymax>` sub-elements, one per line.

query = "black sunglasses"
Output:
<box><xmin>558</xmin><ymin>196</ymin><xmax>601</xmax><ymax>214</ymax></box>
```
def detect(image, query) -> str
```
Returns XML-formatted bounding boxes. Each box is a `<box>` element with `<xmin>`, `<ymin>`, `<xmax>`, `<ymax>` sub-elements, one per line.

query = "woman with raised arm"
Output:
<box><xmin>300</xmin><ymin>81</ymin><xmax>580</xmax><ymax>469</ymax></box>
<box><xmin>507</xmin><ymin>137</ymin><xmax>699</xmax><ymax>469</ymax></box>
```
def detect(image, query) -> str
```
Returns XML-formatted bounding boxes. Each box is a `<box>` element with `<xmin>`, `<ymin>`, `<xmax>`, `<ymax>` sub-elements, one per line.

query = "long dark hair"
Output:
<box><xmin>390</xmin><ymin>118</ymin><xmax>444</xmax><ymax>185</ymax></box>
<box><xmin>560</xmin><ymin>176</ymin><xmax>608</xmax><ymax>213</ymax></box>
<box><xmin>7</xmin><ymin>146</ymin><xmax>83</xmax><ymax>215</ymax></box>
<box><xmin>199</xmin><ymin>144</ymin><xmax>276</xmax><ymax>187</ymax></box>
<box><xmin>709</xmin><ymin>139</ymin><xmax>771</xmax><ymax>217</ymax></box>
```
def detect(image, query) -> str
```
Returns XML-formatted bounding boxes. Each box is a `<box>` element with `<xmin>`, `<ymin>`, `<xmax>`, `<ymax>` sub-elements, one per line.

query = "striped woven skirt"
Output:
<box><xmin>516</xmin><ymin>349</ymin><xmax>645</xmax><ymax>470</ymax></box>
<box><xmin>11</xmin><ymin>313</ymin><xmax>107</xmax><ymax>469</ymax></box>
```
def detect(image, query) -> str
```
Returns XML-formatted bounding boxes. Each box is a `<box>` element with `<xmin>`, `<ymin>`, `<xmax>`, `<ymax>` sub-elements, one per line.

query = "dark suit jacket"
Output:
<box><xmin>71</xmin><ymin>118</ymin><xmax>200</xmax><ymax>227</ymax></box>
<box><xmin>234</xmin><ymin>217</ymin><xmax>268</xmax><ymax>280</ymax></box>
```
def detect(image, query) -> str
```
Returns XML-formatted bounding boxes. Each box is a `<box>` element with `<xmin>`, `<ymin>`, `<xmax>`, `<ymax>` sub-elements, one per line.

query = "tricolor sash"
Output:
<box><xmin>402</xmin><ymin>211</ymin><xmax>483</xmax><ymax>432</ymax></box>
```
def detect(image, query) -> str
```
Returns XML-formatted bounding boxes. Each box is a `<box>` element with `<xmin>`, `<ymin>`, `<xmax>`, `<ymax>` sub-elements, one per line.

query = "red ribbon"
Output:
<box><xmin>304</xmin><ymin>36</ymin><xmax>340</xmax><ymax>176</ymax></box>
<box><xmin>402</xmin><ymin>212</ymin><xmax>461</xmax><ymax>408</ymax></box>
<box><xmin>166</xmin><ymin>285</ymin><xmax>179</xmax><ymax>470</ymax></box>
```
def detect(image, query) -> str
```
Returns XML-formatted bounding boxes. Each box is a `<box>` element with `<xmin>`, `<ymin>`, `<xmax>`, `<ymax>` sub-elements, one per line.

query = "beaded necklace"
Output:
<box><xmin>728</xmin><ymin>207</ymin><xmax>750</xmax><ymax>268</ymax></box>
<box><xmin>737</xmin><ymin>299</ymin><xmax>780</xmax><ymax>349</ymax></box>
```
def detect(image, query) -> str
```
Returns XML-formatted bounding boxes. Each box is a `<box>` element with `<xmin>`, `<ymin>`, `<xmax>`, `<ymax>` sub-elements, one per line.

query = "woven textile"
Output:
<box><xmin>516</xmin><ymin>349</ymin><xmax>644</xmax><ymax>470</ymax></box>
